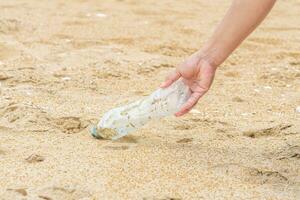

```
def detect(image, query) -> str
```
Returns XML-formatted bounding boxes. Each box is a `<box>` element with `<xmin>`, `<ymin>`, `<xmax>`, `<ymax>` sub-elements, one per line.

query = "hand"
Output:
<box><xmin>160</xmin><ymin>51</ymin><xmax>217</xmax><ymax>117</ymax></box>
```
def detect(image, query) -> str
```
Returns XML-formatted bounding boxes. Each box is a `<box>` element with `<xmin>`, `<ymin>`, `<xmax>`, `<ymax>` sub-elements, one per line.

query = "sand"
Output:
<box><xmin>0</xmin><ymin>0</ymin><xmax>299</xmax><ymax>199</ymax></box>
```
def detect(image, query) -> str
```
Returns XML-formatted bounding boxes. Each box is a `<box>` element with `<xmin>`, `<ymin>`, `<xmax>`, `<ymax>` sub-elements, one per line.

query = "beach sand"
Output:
<box><xmin>0</xmin><ymin>0</ymin><xmax>299</xmax><ymax>199</ymax></box>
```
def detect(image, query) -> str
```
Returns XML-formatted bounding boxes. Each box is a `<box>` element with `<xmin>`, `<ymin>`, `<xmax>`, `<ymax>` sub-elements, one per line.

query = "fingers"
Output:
<box><xmin>175</xmin><ymin>62</ymin><xmax>216</xmax><ymax>117</ymax></box>
<box><xmin>175</xmin><ymin>92</ymin><xmax>201</xmax><ymax>117</ymax></box>
<box><xmin>160</xmin><ymin>70</ymin><xmax>181</xmax><ymax>88</ymax></box>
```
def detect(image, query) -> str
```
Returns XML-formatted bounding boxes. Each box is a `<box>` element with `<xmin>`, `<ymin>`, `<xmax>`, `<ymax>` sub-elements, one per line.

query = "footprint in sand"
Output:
<box><xmin>212</xmin><ymin>163</ymin><xmax>288</xmax><ymax>185</ymax></box>
<box><xmin>5</xmin><ymin>188</ymin><xmax>28</xmax><ymax>198</ymax></box>
<box><xmin>25</xmin><ymin>154</ymin><xmax>45</xmax><ymax>163</ymax></box>
<box><xmin>277</xmin><ymin>145</ymin><xmax>300</xmax><ymax>160</ymax></box>
<box><xmin>0</xmin><ymin>71</ymin><xmax>12</xmax><ymax>81</ymax></box>
<box><xmin>176</xmin><ymin>138</ymin><xmax>193</xmax><ymax>143</ymax></box>
<box><xmin>53</xmin><ymin>117</ymin><xmax>88</xmax><ymax>134</ymax></box>
<box><xmin>36</xmin><ymin>186</ymin><xmax>92</xmax><ymax>200</ymax></box>
<box><xmin>251</xmin><ymin>169</ymin><xmax>288</xmax><ymax>184</ymax></box>
<box><xmin>4</xmin><ymin>186</ymin><xmax>92</xmax><ymax>200</ymax></box>
<box><xmin>0</xmin><ymin>104</ymin><xmax>51</xmax><ymax>131</ymax></box>
<box><xmin>243</xmin><ymin>124</ymin><xmax>293</xmax><ymax>138</ymax></box>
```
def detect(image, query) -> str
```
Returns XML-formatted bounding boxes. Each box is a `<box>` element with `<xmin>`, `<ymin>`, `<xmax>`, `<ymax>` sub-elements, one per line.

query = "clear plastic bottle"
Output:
<box><xmin>90</xmin><ymin>79</ymin><xmax>191</xmax><ymax>140</ymax></box>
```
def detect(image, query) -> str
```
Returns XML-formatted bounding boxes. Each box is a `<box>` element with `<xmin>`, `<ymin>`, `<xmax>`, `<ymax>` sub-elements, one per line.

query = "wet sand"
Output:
<box><xmin>0</xmin><ymin>0</ymin><xmax>299</xmax><ymax>199</ymax></box>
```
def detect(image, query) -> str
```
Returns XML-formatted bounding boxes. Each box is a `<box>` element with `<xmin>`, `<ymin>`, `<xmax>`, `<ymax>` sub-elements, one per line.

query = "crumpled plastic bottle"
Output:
<box><xmin>90</xmin><ymin>79</ymin><xmax>191</xmax><ymax>140</ymax></box>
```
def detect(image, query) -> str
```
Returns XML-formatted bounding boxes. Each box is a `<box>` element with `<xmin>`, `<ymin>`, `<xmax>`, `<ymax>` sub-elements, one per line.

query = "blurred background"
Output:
<box><xmin>0</xmin><ymin>0</ymin><xmax>299</xmax><ymax>199</ymax></box>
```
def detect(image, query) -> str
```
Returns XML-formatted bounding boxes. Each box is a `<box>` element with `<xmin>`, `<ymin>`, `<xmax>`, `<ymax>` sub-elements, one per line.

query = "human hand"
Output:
<box><xmin>160</xmin><ymin>0</ymin><xmax>276</xmax><ymax>117</ymax></box>
<box><xmin>160</xmin><ymin>51</ymin><xmax>217</xmax><ymax>117</ymax></box>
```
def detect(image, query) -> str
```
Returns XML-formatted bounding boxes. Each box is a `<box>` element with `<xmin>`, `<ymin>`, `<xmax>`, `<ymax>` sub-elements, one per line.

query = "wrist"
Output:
<box><xmin>196</xmin><ymin>42</ymin><xmax>229</xmax><ymax>68</ymax></box>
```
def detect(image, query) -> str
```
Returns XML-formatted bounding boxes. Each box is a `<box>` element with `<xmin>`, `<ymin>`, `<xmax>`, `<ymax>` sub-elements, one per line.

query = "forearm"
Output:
<box><xmin>200</xmin><ymin>0</ymin><xmax>276</xmax><ymax>67</ymax></box>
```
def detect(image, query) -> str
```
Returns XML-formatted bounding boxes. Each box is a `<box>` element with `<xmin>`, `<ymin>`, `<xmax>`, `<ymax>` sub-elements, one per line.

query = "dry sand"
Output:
<box><xmin>0</xmin><ymin>0</ymin><xmax>299</xmax><ymax>199</ymax></box>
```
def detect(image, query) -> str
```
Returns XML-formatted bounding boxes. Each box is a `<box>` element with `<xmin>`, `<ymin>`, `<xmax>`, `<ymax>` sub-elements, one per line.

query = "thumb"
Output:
<box><xmin>160</xmin><ymin>70</ymin><xmax>181</xmax><ymax>88</ymax></box>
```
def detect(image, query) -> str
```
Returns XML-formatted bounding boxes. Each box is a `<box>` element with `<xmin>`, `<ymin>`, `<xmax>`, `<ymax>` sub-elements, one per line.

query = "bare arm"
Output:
<box><xmin>161</xmin><ymin>0</ymin><xmax>276</xmax><ymax>116</ymax></box>
<box><xmin>202</xmin><ymin>0</ymin><xmax>276</xmax><ymax>66</ymax></box>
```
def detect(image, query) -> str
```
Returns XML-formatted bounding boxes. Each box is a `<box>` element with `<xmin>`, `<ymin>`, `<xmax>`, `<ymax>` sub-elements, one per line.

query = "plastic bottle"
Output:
<box><xmin>90</xmin><ymin>79</ymin><xmax>191</xmax><ymax>140</ymax></box>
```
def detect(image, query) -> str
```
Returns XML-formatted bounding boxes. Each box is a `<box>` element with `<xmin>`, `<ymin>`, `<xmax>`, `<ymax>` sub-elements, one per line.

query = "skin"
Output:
<box><xmin>160</xmin><ymin>0</ymin><xmax>276</xmax><ymax>117</ymax></box>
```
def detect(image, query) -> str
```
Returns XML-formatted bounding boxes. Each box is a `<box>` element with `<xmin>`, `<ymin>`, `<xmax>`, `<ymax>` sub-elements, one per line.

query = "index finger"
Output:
<box><xmin>160</xmin><ymin>70</ymin><xmax>181</xmax><ymax>88</ymax></box>
<box><xmin>175</xmin><ymin>92</ymin><xmax>202</xmax><ymax>117</ymax></box>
